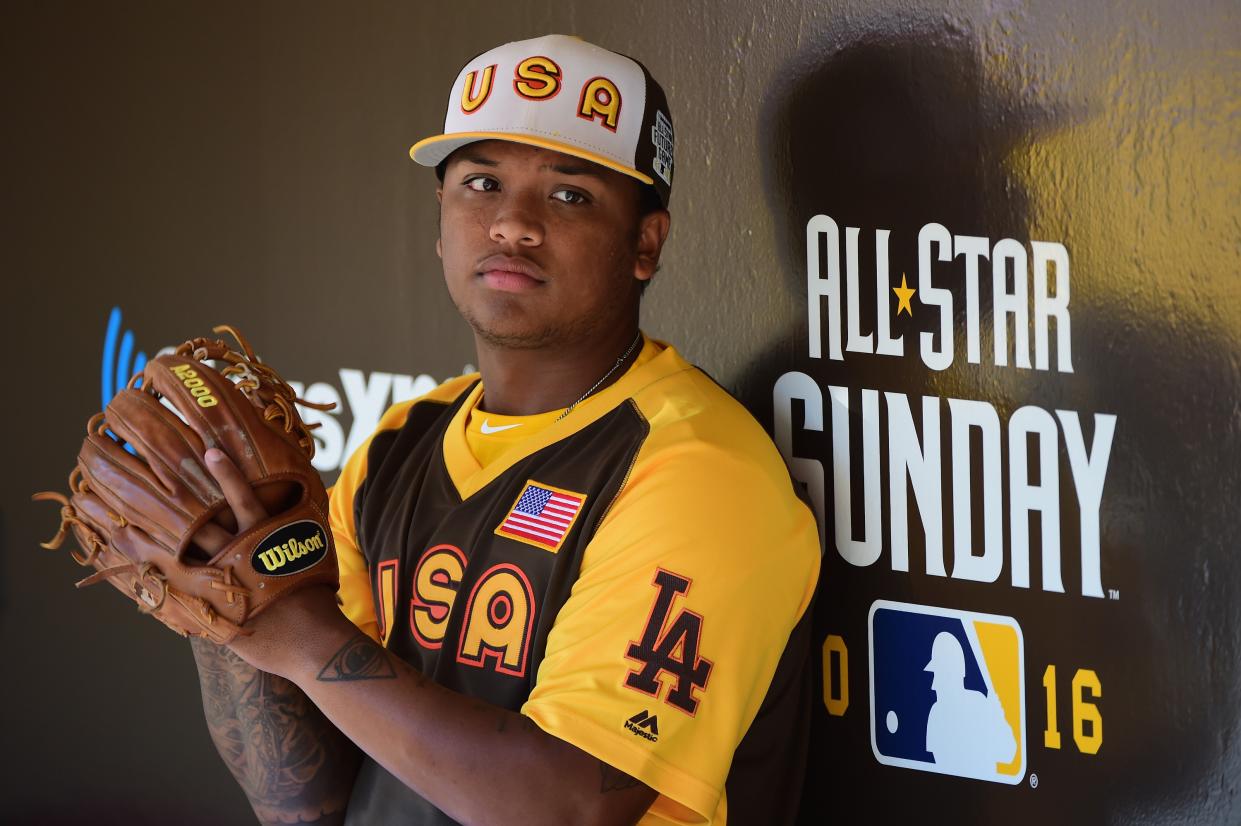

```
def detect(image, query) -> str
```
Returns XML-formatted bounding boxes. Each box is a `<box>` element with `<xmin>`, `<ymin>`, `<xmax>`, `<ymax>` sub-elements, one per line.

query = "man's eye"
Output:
<box><xmin>551</xmin><ymin>189</ymin><xmax>590</xmax><ymax>205</ymax></box>
<box><xmin>465</xmin><ymin>177</ymin><xmax>498</xmax><ymax>192</ymax></box>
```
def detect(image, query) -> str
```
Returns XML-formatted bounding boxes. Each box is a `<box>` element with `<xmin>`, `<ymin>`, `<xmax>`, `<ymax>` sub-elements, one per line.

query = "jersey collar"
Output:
<box><xmin>441</xmin><ymin>335</ymin><xmax>688</xmax><ymax>501</ymax></box>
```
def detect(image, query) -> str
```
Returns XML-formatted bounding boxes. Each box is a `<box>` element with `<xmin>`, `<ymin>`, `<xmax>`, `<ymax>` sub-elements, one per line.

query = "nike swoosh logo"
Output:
<box><xmin>480</xmin><ymin>419</ymin><xmax>523</xmax><ymax>435</ymax></box>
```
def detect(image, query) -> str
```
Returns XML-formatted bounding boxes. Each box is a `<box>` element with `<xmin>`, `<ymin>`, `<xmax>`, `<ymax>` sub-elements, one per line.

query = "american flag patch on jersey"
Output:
<box><xmin>494</xmin><ymin>480</ymin><xmax>587</xmax><ymax>553</ymax></box>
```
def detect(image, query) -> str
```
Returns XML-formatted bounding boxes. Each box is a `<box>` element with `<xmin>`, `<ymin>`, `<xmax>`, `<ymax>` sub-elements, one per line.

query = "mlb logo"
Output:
<box><xmin>868</xmin><ymin>600</ymin><xmax>1026</xmax><ymax>784</ymax></box>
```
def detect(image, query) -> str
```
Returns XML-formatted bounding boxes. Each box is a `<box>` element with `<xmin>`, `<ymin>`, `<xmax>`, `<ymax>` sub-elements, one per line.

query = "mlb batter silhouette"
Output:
<box><xmin>923</xmin><ymin>632</ymin><xmax>1017</xmax><ymax>776</ymax></box>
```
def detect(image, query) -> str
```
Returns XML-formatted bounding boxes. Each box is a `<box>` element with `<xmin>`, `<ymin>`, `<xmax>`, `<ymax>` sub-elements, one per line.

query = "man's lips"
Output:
<box><xmin>477</xmin><ymin>255</ymin><xmax>547</xmax><ymax>292</ymax></box>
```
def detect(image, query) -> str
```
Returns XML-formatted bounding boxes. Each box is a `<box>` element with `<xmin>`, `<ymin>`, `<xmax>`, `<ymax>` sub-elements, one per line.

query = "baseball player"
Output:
<box><xmin>188</xmin><ymin>34</ymin><xmax>820</xmax><ymax>825</ymax></box>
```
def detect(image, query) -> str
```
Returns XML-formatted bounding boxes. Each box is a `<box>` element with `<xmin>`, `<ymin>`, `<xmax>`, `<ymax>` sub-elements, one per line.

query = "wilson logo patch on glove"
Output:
<box><xmin>252</xmin><ymin>521</ymin><xmax>330</xmax><ymax>576</ymax></box>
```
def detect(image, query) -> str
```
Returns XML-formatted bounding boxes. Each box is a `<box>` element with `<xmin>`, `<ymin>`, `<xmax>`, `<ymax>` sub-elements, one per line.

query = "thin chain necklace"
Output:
<box><xmin>555</xmin><ymin>331</ymin><xmax>643</xmax><ymax>422</ymax></box>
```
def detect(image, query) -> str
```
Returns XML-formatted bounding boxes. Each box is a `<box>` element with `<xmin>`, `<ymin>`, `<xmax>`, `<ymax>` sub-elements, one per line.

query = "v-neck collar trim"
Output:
<box><xmin>441</xmin><ymin>335</ymin><xmax>686</xmax><ymax>501</ymax></box>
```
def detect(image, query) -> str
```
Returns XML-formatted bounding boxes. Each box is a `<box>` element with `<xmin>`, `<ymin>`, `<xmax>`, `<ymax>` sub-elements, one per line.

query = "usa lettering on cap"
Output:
<box><xmin>410</xmin><ymin>34</ymin><xmax>675</xmax><ymax>206</ymax></box>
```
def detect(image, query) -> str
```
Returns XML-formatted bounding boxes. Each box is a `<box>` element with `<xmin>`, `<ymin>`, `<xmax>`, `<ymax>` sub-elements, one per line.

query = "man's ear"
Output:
<box><xmin>634</xmin><ymin>209</ymin><xmax>671</xmax><ymax>283</ymax></box>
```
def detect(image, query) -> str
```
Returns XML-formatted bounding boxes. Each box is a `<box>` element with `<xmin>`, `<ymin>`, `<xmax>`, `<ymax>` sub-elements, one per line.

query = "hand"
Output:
<box><xmin>192</xmin><ymin>448</ymin><xmax>270</xmax><ymax>554</ymax></box>
<box><xmin>195</xmin><ymin>448</ymin><xmax>342</xmax><ymax>676</ymax></box>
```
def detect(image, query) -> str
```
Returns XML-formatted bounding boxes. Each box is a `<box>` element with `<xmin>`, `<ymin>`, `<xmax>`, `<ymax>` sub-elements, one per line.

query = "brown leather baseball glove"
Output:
<box><xmin>34</xmin><ymin>326</ymin><xmax>338</xmax><ymax>644</ymax></box>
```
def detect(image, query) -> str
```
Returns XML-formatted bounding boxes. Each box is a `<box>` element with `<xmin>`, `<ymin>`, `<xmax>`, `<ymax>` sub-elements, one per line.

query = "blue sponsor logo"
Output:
<box><xmin>102</xmin><ymin>306</ymin><xmax>147</xmax><ymax>406</ymax></box>
<box><xmin>869</xmin><ymin>600</ymin><xmax>1026</xmax><ymax>784</ymax></box>
<box><xmin>101</xmin><ymin>306</ymin><xmax>152</xmax><ymax>454</ymax></box>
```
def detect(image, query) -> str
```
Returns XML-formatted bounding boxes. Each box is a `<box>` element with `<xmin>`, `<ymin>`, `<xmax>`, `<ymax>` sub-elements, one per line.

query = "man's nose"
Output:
<box><xmin>489</xmin><ymin>195</ymin><xmax>545</xmax><ymax>247</ymax></box>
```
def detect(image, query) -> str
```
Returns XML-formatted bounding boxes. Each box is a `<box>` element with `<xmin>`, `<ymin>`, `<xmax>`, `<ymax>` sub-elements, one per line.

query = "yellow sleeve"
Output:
<box><xmin>521</xmin><ymin>422</ymin><xmax>820</xmax><ymax>823</ymax></box>
<box><xmin>328</xmin><ymin>398</ymin><xmax>421</xmax><ymax>642</ymax></box>
<box><xmin>330</xmin><ymin>441</ymin><xmax>382</xmax><ymax>639</ymax></box>
<box><xmin>330</xmin><ymin>473</ymin><xmax>379</xmax><ymax>641</ymax></box>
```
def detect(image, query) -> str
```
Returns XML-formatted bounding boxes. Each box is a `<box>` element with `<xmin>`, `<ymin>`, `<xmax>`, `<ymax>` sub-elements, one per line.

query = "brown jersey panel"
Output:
<box><xmin>722</xmin><ymin>601</ymin><xmax>815</xmax><ymax>826</ymax></box>
<box><xmin>346</xmin><ymin>386</ymin><xmax>649</xmax><ymax>825</ymax></box>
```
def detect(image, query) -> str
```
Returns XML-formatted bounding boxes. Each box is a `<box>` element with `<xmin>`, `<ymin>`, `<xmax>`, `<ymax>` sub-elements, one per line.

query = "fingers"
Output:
<box><xmin>112</xmin><ymin>522</ymin><xmax>173</xmax><ymax>562</ymax></box>
<box><xmin>72</xmin><ymin>490</ymin><xmax>120</xmax><ymax>538</ymax></box>
<box><xmin>204</xmin><ymin>448</ymin><xmax>269</xmax><ymax>533</ymax></box>
<box><xmin>192</xmin><ymin>521</ymin><xmax>234</xmax><ymax>556</ymax></box>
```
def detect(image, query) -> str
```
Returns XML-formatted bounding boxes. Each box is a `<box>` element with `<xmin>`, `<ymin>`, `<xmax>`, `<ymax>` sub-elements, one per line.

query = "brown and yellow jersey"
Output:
<box><xmin>332</xmin><ymin>336</ymin><xmax>820</xmax><ymax>825</ymax></box>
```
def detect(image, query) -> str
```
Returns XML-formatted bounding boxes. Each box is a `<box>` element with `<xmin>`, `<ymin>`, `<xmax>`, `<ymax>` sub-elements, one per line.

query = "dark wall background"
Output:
<box><xmin>2</xmin><ymin>1</ymin><xmax>1237</xmax><ymax>823</ymax></box>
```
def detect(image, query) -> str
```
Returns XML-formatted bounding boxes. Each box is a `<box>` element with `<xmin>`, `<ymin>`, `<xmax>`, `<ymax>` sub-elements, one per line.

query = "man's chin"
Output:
<box><xmin>455</xmin><ymin>298</ymin><xmax>613</xmax><ymax>352</ymax></box>
<box><xmin>473</xmin><ymin>327</ymin><xmax>557</xmax><ymax>350</ymax></box>
<box><xmin>464</xmin><ymin>313</ymin><xmax>560</xmax><ymax>350</ymax></box>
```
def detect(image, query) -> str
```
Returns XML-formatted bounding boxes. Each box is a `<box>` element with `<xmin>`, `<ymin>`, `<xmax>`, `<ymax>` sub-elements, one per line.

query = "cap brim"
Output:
<box><xmin>410</xmin><ymin>131</ymin><xmax>655</xmax><ymax>187</ymax></box>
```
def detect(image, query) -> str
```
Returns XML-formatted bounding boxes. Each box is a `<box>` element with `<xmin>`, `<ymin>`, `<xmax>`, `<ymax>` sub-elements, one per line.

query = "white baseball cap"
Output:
<box><xmin>410</xmin><ymin>34</ymin><xmax>675</xmax><ymax>206</ymax></box>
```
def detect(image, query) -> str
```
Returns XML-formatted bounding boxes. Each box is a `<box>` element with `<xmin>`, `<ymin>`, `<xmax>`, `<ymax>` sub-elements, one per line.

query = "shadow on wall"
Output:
<box><xmin>741</xmin><ymin>19</ymin><xmax>1055</xmax><ymax>416</ymax></box>
<box><xmin>742</xmin><ymin>21</ymin><xmax>1052</xmax><ymax>825</ymax></box>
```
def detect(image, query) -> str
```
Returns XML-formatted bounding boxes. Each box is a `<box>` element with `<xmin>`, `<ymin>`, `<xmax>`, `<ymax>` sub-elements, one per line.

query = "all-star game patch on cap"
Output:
<box><xmin>410</xmin><ymin>34</ymin><xmax>675</xmax><ymax>207</ymax></box>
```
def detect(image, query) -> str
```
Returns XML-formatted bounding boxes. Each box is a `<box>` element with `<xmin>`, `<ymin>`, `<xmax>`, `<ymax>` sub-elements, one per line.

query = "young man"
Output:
<box><xmin>190</xmin><ymin>34</ymin><xmax>820</xmax><ymax>825</ymax></box>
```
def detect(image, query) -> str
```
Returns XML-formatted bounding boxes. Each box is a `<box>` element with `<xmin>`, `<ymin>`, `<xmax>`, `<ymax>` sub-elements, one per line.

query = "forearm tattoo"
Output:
<box><xmin>316</xmin><ymin>634</ymin><xmax>397</xmax><ymax>682</ymax></box>
<box><xmin>191</xmin><ymin>639</ymin><xmax>360</xmax><ymax>824</ymax></box>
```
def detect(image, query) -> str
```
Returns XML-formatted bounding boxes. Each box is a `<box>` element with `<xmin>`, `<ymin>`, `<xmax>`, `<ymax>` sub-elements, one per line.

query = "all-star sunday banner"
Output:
<box><xmin>784</xmin><ymin>213</ymin><xmax>1237</xmax><ymax>822</ymax></box>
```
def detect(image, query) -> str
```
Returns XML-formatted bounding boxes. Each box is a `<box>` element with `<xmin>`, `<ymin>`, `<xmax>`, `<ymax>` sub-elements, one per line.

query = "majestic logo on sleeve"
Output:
<box><xmin>624</xmin><ymin>569</ymin><xmax>713</xmax><ymax>715</ymax></box>
<box><xmin>624</xmin><ymin>709</ymin><xmax>660</xmax><ymax>742</ymax></box>
<box><xmin>494</xmin><ymin>480</ymin><xmax>587</xmax><ymax>553</ymax></box>
<box><xmin>869</xmin><ymin>600</ymin><xmax>1026</xmax><ymax>784</ymax></box>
